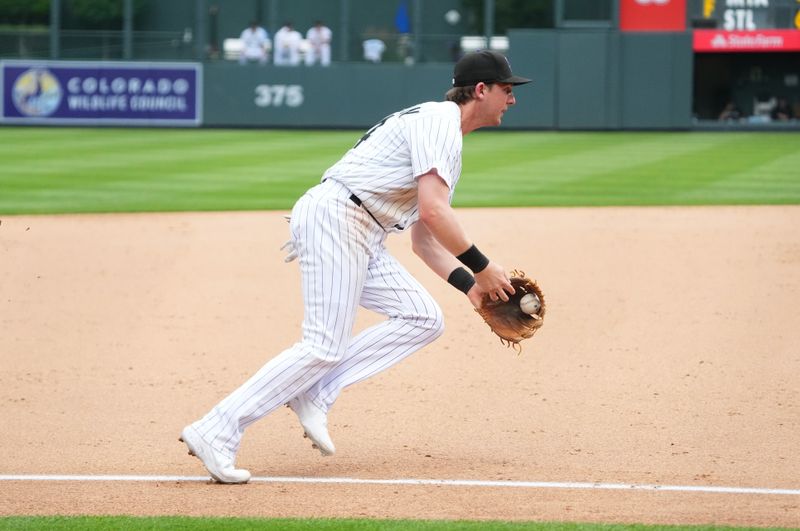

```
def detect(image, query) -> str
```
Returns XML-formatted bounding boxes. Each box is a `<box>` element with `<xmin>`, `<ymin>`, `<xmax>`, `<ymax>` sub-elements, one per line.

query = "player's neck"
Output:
<box><xmin>458</xmin><ymin>101</ymin><xmax>481</xmax><ymax>135</ymax></box>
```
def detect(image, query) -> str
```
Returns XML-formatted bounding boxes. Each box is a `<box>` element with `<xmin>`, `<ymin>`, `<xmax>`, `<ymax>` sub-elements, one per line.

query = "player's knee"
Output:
<box><xmin>427</xmin><ymin>316</ymin><xmax>445</xmax><ymax>342</ymax></box>
<box><xmin>411</xmin><ymin>301</ymin><xmax>445</xmax><ymax>341</ymax></box>
<box><xmin>308</xmin><ymin>346</ymin><xmax>347</xmax><ymax>366</ymax></box>
<box><xmin>302</xmin><ymin>334</ymin><xmax>349</xmax><ymax>365</ymax></box>
<box><xmin>431</xmin><ymin>308</ymin><xmax>445</xmax><ymax>339</ymax></box>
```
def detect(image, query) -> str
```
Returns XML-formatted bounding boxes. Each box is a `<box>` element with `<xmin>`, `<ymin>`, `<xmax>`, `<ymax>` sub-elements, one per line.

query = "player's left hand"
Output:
<box><xmin>475</xmin><ymin>270</ymin><xmax>545</xmax><ymax>351</ymax></box>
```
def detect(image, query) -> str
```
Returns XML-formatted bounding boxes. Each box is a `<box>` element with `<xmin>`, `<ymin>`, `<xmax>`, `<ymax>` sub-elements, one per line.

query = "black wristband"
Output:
<box><xmin>447</xmin><ymin>267</ymin><xmax>476</xmax><ymax>295</ymax></box>
<box><xmin>456</xmin><ymin>244</ymin><xmax>490</xmax><ymax>274</ymax></box>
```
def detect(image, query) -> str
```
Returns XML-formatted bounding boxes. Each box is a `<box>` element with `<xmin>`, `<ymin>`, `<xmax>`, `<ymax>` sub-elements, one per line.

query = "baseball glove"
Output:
<box><xmin>475</xmin><ymin>270</ymin><xmax>545</xmax><ymax>351</ymax></box>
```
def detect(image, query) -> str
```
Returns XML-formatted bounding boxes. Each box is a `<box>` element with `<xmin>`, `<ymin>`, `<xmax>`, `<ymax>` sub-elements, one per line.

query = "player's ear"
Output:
<box><xmin>475</xmin><ymin>82</ymin><xmax>486</xmax><ymax>98</ymax></box>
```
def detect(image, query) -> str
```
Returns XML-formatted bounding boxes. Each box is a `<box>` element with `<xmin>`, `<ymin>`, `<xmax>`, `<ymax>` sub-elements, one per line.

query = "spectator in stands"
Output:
<box><xmin>273</xmin><ymin>22</ymin><xmax>303</xmax><ymax>66</ymax></box>
<box><xmin>363</xmin><ymin>38</ymin><xmax>386</xmax><ymax>63</ymax></box>
<box><xmin>770</xmin><ymin>98</ymin><xmax>794</xmax><ymax>121</ymax></box>
<box><xmin>718</xmin><ymin>101</ymin><xmax>742</xmax><ymax>122</ymax></box>
<box><xmin>305</xmin><ymin>20</ymin><xmax>332</xmax><ymax>67</ymax></box>
<box><xmin>238</xmin><ymin>20</ymin><xmax>270</xmax><ymax>65</ymax></box>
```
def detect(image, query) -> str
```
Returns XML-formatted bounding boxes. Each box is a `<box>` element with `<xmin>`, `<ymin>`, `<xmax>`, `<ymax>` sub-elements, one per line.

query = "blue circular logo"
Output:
<box><xmin>12</xmin><ymin>68</ymin><xmax>62</xmax><ymax>117</ymax></box>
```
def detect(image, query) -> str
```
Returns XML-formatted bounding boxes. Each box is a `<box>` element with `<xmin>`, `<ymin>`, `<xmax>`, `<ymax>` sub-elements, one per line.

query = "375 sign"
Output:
<box><xmin>254</xmin><ymin>84</ymin><xmax>304</xmax><ymax>107</ymax></box>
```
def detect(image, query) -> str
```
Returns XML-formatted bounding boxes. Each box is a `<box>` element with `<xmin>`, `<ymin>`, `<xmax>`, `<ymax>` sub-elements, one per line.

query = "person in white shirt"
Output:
<box><xmin>362</xmin><ymin>38</ymin><xmax>386</xmax><ymax>63</ymax></box>
<box><xmin>273</xmin><ymin>22</ymin><xmax>303</xmax><ymax>66</ymax></box>
<box><xmin>238</xmin><ymin>21</ymin><xmax>269</xmax><ymax>65</ymax></box>
<box><xmin>180</xmin><ymin>50</ymin><xmax>531</xmax><ymax>484</ymax></box>
<box><xmin>304</xmin><ymin>20</ymin><xmax>332</xmax><ymax>66</ymax></box>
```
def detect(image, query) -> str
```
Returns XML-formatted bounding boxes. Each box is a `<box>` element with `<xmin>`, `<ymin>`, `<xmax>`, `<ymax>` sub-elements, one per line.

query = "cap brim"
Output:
<box><xmin>500</xmin><ymin>75</ymin><xmax>532</xmax><ymax>85</ymax></box>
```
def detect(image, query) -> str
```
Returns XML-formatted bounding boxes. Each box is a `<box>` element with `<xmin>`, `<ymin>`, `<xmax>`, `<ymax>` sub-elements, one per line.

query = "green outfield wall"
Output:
<box><xmin>202</xmin><ymin>30</ymin><xmax>693</xmax><ymax>130</ymax></box>
<box><xmin>0</xmin><ymin>31</ymin><xmax>693</xmax><ymax>130</ymax></box>
<box><xmin>202</xmin><ymin>62</ymin><xmax>452</xmax><ymax>128</ymax></box>
<box><xmin>502</xmin><ymin>30</ymin><xmax>693</xmax><ymax>129</ymax></box>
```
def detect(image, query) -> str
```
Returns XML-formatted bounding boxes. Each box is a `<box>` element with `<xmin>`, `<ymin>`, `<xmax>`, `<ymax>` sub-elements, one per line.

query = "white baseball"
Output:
<box><xmin>519</xmin><ymin>293</ymin><xmax>541</xmax><ymax>315</ymax></box>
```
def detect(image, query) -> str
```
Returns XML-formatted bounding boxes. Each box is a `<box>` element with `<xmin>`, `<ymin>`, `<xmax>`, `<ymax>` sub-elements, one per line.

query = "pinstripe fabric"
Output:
<box><xmin>193</xmin><ymin>180</ymin><xmax>444</xmax><ymax>458</ymax></box>
<box><xmin>322</xmin><ymin>101</ymin><xmax>462</xmax><ymax>232</ymax></box>
<box><xmin>307</xmin><ymin>249</ymin><xmax>444</xmax><ymax>410</ymax></box>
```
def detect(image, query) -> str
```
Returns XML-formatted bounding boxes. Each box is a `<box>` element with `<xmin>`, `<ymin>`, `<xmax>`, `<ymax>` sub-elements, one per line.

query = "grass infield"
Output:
<box><xmin>0</xmin><ymin>128</ymin><xmax>798</xmax><ymax>215</ymax></box>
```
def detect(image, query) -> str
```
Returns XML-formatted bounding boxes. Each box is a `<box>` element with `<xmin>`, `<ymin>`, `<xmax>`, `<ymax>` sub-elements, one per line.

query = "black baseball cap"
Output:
<box><xmin>452</xmin><ymin>50</ymin><xmax>531</xmax><ymax>87</ymax></box>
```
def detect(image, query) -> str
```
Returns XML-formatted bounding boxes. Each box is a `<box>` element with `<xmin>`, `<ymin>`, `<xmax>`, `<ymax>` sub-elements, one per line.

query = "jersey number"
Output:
<box><xmin>354</xmin><ymin>105</ymin><xmax>420</xmax><ymax>148</ymax></box>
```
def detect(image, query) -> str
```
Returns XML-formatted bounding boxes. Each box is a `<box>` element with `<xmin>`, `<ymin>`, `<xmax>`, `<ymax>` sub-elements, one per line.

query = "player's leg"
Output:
<box><xmin>300</xmin><ymin>247</ymin><xmax>444</xmax><ymax>413</ymax></box>
<box><xmin>187</xmin><ymin>182</ymin><xmax>372</xmax><ymax>458</ymax></box>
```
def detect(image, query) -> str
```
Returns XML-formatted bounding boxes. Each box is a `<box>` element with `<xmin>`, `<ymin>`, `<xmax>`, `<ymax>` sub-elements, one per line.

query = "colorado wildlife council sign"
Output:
<box><xmin>1</xmin><ymin>60</ymin><xmax>202</xmax><ymax>126</ymax></box>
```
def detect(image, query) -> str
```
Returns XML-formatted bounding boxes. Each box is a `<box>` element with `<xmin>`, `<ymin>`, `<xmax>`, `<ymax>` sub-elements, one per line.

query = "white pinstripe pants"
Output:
<box><xmin>193</xmin><ymin>179</ymin><xmax>444</xmax><ymax>458</ymax></box>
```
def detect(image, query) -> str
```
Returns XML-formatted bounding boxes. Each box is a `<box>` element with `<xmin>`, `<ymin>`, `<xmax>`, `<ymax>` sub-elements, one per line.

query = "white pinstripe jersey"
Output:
<box><xmin>321</xmin><ymin>101</ymin><xmax>463</xmax><ymax>232</ymax></box>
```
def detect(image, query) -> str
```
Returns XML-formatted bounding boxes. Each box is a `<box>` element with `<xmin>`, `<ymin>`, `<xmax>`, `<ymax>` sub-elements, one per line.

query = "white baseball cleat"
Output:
<box><xmin>287</xmin><ymin>395</ymin><xmax>336</xmax><ymax>456</ymax></box>
<box><xmin>179</xmin><ymin>425</ymin><xmax>251</xmax><ymax>484</ymax></box>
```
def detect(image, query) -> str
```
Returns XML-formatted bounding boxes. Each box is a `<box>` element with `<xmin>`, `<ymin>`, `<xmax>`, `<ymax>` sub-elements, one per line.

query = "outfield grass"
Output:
<box><xmin>0</xmin><ymin>128</ymin><xmax>798</xmax><ymax>215</ymax></box>
<box><xmin>0</xmin><ymin>516</ymin><xmax>791</xmax><ymax>530</ymax></box>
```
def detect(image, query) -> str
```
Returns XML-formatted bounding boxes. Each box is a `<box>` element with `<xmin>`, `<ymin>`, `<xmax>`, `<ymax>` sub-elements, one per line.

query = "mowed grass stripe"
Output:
<box><xmin>1</xmin><ymin>177</ymin><xmax>313</xmax><ymax>214</ymax></box>
<box><xmin>3</xmin><ymin>128</ymin><xmax>352</xmax><ymax>162</ymax></box>
<box><xmin>457</xmin><ymin>132</ymin><xmax>799</xmax><ymax>206</ymax></box>
<box><xmin>463</xmin><ymin>133</ymin><xmax>719</xmax><ymax>189</ymax></box>
<box><xmin>1</xmin><ymin>129</ymin><xmax>342</xmax><ymax>209</ymax></box>
<box><xmin>465</xmin><ymin>132</ymin><xmax>790</xmax><ymax>181</ymax></box>
<box><xmin>1</xmin><ymin>128</ymin><xmax>798</xmax><ymax>214</ymax></box>
<box><xmin>3</xmin><ymin>131</ymin><xmax>345</xmax><ymax>178</ymax></box>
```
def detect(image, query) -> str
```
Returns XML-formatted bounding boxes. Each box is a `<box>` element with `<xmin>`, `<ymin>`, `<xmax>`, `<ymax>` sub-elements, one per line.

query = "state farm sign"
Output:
<box><xmin>620</xmin><ymin>0</ymin><xmax>687</xmax><ymax>31</ymax></box>
<box><xmin>693</xmin><ymin>29</ymin><xmax>800</xmax><ymax>52</ymax></box>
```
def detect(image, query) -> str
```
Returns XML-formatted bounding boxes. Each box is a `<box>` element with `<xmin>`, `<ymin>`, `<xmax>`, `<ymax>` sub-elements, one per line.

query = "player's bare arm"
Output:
<box><xmin>410</xmin><ymin>220</ymin><xmax>460</xmax><ymax>278</ymax></box>
<box><xmin>411</xmin><ymin>222</ymin><xmax>484</xmax><ymax>309</ymax></box>
<box><xmin>417</xmin><ymin>172</ymin><xmax>513</xmax><ymax>302</ymax></box>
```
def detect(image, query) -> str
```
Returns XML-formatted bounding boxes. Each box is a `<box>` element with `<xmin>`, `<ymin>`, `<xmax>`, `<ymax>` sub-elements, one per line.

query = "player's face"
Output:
<box><xmin>484</xmin><ymin>83</ymin><xmax>516</xmax><ymax>126</ymax></box>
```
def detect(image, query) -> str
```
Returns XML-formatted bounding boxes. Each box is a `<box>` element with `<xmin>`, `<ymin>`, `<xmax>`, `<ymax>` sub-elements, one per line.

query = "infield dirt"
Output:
<box><xmin>1</xmin><ymin>207</ymin><xmax>798</xmax><ymax>526</ymax></box>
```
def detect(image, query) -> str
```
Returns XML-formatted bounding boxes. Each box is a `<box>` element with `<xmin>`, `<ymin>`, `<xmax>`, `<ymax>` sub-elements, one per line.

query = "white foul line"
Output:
<box><xmin>0</xmin><ymin>475</ymin><xmax>798</xmax><ymax>496</ymax></box>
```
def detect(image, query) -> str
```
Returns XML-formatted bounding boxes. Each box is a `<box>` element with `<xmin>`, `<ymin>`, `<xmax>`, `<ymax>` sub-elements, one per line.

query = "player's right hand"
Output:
<box><xmin>281</xmin><ymin>240</ymin><xmax>298</xmax><ymax>262</ymax></box>
<box><xmin>474</xmin><ymin>262</ymin><xmax>514</xmax><ymax>302</ymax></box>
<box><xmin>466</xmin><ymin>285</ymin><xmax>484</xmax><ymax>309</ymax></box>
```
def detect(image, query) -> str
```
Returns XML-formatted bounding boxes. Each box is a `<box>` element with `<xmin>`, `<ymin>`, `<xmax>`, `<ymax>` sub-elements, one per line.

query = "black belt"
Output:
<box><xmin>348</xmin><ymin>193</ymin><xmax>363</xmax><ymax>207</ymax></box>
<box><xmin>349</xmin><ymin>193</ymin><xmax>406</xmax><ymax>231</ymax></box>
<box><xmin>349</xmin><ymin>193</ymin><xmax>386</xmax><ymax>230</ymax></box>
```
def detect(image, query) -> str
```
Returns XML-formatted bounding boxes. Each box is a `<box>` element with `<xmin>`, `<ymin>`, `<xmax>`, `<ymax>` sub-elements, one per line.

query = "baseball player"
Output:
<box><xmin>180</xmin><ymin>50</ymin><xmax>531</xmax><ymax>483</ymax></box>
